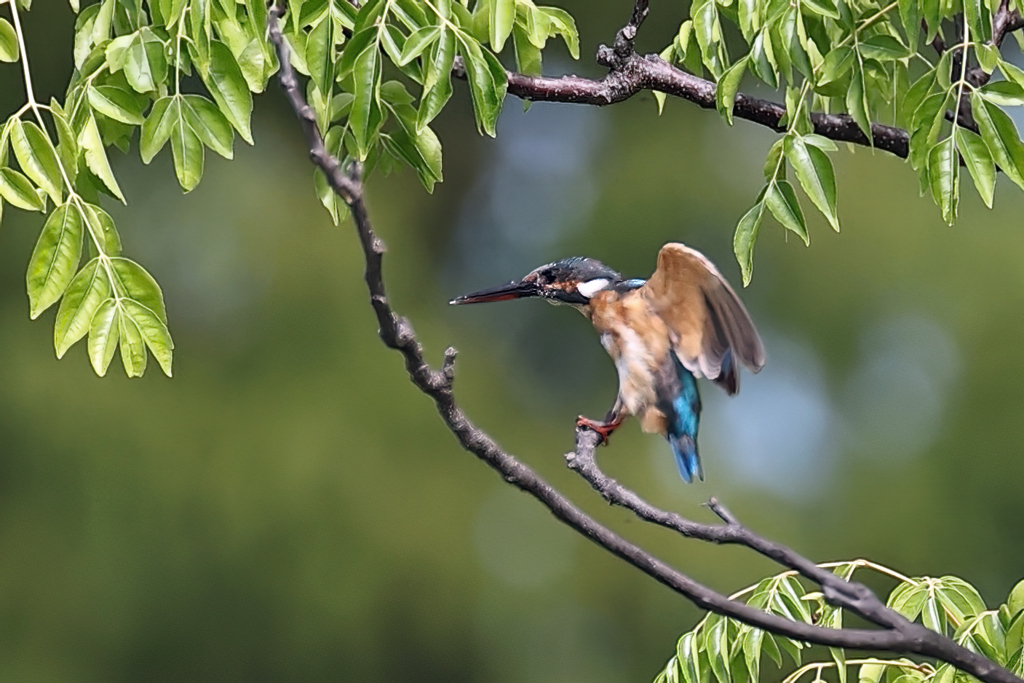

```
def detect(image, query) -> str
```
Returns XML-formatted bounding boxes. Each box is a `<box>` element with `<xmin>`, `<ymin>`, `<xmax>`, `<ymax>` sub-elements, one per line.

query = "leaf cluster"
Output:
<box><xmin>659</xmin><ymin>0</ymin><xmax>1024</xmax><ymax>283</ymax></box>
<box><xmin>0</xmin><ymin>0</ymin><xmax>579</xmax><ymax>376</ymax></box>
<box><xmin>654</xmin><ymin>561</ymin><xmax>1024</xmax><ymax>683</ymax></box>
<box><xmin>278</xmin><ymin>0</ymin><xmax>576</xmax><ymax>221</ymax></box>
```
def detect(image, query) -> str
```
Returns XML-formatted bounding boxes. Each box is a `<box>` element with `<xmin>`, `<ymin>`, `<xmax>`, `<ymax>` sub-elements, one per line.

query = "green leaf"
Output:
<box><xmin>74</xmin><ymin>4</ymin><xmax>101</xmax><ymax>68</ymax></box>
<box><xmin>931</xmin><ymin>665</ymin><xmax>956</xmax><ymax>683</ymax></box>
<box><xmin>859</xmin><ymin>662</ymin><xmax>885</xmax><ymax>683</ymax></box>
<box><xmin>1009</xmin><ymin>580</ymin><xmax>1024</xmax><ymax>615</ymax></box>
<box><xmin>512</xmin><ymin>23</ymin><xmax>542</xmax><ymax>76</ymax></box>
<box><xmin>314</xmin><ymin>166</ymin><xmax>349</xmax><ymax>225</ymax></box>
<box><xmin>50</xmin><ymin>100</ymin><xmax>78</xmax><ymax>183</ymax></box>
<box><xmin>693</xmin><ymin>0</ymin><xmax>727</xmax><ymax>78</ymax></box>
<box><xmin>80</xmin><ymin>201</ymin><xmax>122</xmax><ymax>256</ymax></box>
<box><xmin>781</xmin><ymin>9</ymin><xmax>813</xmax><ymax>78</ymax></box>
<box><xmin>399</xmin><ymin>25</ymin><xmax>441</xmax><ymax>65</ymax></box>
<box><xmin>54</xmin><ymin>257</ymin><xmax>111</xmax><ymax>357</ymax></box>
<box><xmin>87</xmin><ymin>85</ymin><xmax>147</xmax><ymax>125</ymax></box>
<box><xmin>140</xmin><ymin>96</ymin><xmax>177</xmax><ymax>163</ymax></box>
<box><xmin>306</xmin><ymin>14</ymin><xmax>335</xmax><ymax>96</ymax></box>
<box><xmin>921</xmin><ymin>0</ymin><xmax>941</xmax><ymax>38</ymax></box>
<box><xmin>922</xmin><ymin>589</ymin><xmax>949</xmax><ymax>633</ymax></box>
<box><xmin>979</xmin><ymin>81</ymin><xmax>1024</xmax><ymax>106</ymax></box>
<box><xmin>170</xmin><ymin>113</ymin><xmax>204</xmax><ymax>192</ymax></box>
<box><xmin>897</xmin><ymin>0</ymin><xmax>920</xmax><ymax>49</ymax></box>
<box><xmin>801</xmin><ymin>0</ymin><xmax>840</xmax><ymax>19</ymax></box>
<box><xmin>383</xmin><ymin>113</ymin><xmax>443</xmax><ymax>191</ymax></box>
<box><xmin>11</xmin><ymin>119</ymin><xmax>64</xmax><ymax>204</ymax></box>
<box><xmin>955</xmin><ymin>127</ymin><xmax>995</xmax><ymax>208</ymax></box>
<box><xmin>750</xmin><ymin>32</ymin><xmax>777</xmax><ymax>88</ymax></box>
<box><xmin>733</xmin><ymin>200</ymin><xmax>764</xmax><ymax>285</ymax></box>
<box><xmin>182</xmin><ymin>95</ymin><xmax>234</xmax><ymax>159</ymax></box>
<box><xmin>964</xmin><ymin>0</ymin><xmax>988</xmax><ymax>42</ymax></box>
<box><xmin>418</xmin><ymin>30</ymin><xmax>455</xmax><ymax>130</ymax></box>
<box><xmin>676</xmin><ymin>20</ymin><xmax>704</xmax><ymax>77</ymax></box>
<box><xmin>654</xmin><ymin>90</ymin><xmax>667</xmax><ymax>115</ymax></box>
<box><xmin>766</xmin><ymin>180</ymin><xmax>808</xmax><ymax>244</ymax></box>
<box><xmin>705</xmin><ymin>616</ymin><xmax>731</xmax><ymax>683</ymax></box>
<box><xmin>0</xmin><ymin>167</ymin><xmax>45</xmax><ymax>211</ymax></box>
<box><xmin>0</xmin><ymin>18</ymin><xmax>19</xmax><ymax>62</ymax></box>
<box><xmin>110</xmin><ymin>257</ymin><xmax>168</xmax><ymax>323</ymax></box>
<box><xmin>976</xmin><ymin>44</ymin><xmax>999</xmax><ymax>74</ymax></box>
<box><xmin>786</xmin><ymin>135</ymin><xmax>838</xmax><ymax>230</ymax></box>
<box><xmin>901</xmin><ymin>69</ymin><xmax>937</xmax><ymax>129</ymax></box>
<box><xmin>458</xmin><ymin>34</ymin><xmax>508</xmax><ymax>137</ymax></box>
<box><xmin>818</xmin><ymin>45</ymin><xmax>854</xmax><ymax>86</ymax></box>
<box><xmin>938</xmin><ymin>577</ymin><xmax>989</xmax><ymax>622</ymax></box>
<box><xmin>26</xmin><ymin>202</ymin><xmax>84</xmax><ymax>319</ymax></box>
<box><xmin>804</xmin><ymin>134</ymin><xmax>838</xmax><ymax>151</ymax></box>
<box><xmin>120</xmin><ymin>299</ymin><xmax>173</xmax><ymax>376</ymax></box>
<box><xmin>999</xmin><ymin>59</ymin><xmax>1024</xmax><ymax>91</ymax></box>
<box><xmin>972</xmin><ymin>92</ymin><xmax>1024</xmax><ymax>190</ymax></box>
<box><xmin>88</xmin><ymin>297</ymin><xmax>119</xmax><ymax>376</ymax></box>
<box><xmin>736</xmin><ymin>0</ymin><xmax>759</xmax><ymax>39</ymax></box>
<box><xmin>831</xmin><ymin>647</ymin><xmax>848</xmax><ymax>683</ymax></box>
<box><xmin>202</xmin><ymin>41</ymin><xmax>254</xmax><ymax>144</ymax></box>
<box><xmin>761</xmin><ymin>633</ymin><xmax>783</xmax><ymax>668</ymax></box>
<box><xmin>889</xmin><ymin>583</ymin><xmax>927</xmax><ymax>620</ymax></box>
<box><xmin>539</xmin><ymin>7</ymin><xmax>579</xmax><ymax>59</ymax></box>
<box><xmin>122</xmin><ymin>29</ymin><xmax>168</xmax><ymax>93</ymax></box>
<box><xmin>741</xmin><ymin>628</ymin><xmax>763</xmax><ymax>682</ymax></box>
<box><xmin>491</xmin><ymin>0</ymin><xmax>514</xmax><ymax>52</ymax></box>
<box><xmin>846</xmin><ymin>61</ymin><xmax>871</xmax><ymax>140</ymax></box>
<box><xmin>380</xmin><ymin>23</ymin><xmax>405</xmax><ymax>65</ymax></box>
<box><xmin>78</xmin><ymin>114</ymin><xmax>126</xmax><ymax>203</ymax></box>
<box><xmin>859</xmin><ymin>35</ymin><xmax>910</xmax><ymax>61</ymax></box>
<box><xmin>764</xmin><ymin>138</ymin><xmax>785</xmax><ymax>180</ymax></box>
<box><xmin>677</xmin><ymin>632</ymin><xmax>702</xmax><ymax>683</ymax></box>
<box><xmin>350</xmin><ymin>38</ymin><xmax>382</xmax><ymax>160</ymax></box>
<box><xmin>716</xmin><ymin>57</ymin><xmax>748</xmax><ymax>125</ymax></box>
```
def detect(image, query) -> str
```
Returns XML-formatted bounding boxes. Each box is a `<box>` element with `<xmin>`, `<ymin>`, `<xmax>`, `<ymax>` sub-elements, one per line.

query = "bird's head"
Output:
<box><xmin>449</xmin><ymin>257</ymin><xmax>623</xmax><ymax>308</ymax></box>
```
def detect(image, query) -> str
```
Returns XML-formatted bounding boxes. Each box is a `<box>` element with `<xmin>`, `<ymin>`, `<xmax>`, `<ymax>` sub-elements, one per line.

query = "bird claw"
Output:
<box><xmin>576</xmin><ymin>416</ymin><xmax>620</xmax><ymax>445</ymax></box>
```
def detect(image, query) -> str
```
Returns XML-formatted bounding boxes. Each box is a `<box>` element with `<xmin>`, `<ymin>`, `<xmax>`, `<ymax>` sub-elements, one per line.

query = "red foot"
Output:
<box><xmin>576</xmin><ymin>416</ymin><xmax>622</xmax><ymax>444</ymax></box>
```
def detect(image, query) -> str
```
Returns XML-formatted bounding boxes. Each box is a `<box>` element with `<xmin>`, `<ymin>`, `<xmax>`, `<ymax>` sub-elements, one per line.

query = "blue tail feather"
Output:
<box><xmin>670</xmin><ymin>434</ymin><xmax>703</xmax><ymax>483</ymax></box>
<box><xmin>663</xmin><ymin>355</ymin><xmax>703</xmax><ymax>483</ymax></box>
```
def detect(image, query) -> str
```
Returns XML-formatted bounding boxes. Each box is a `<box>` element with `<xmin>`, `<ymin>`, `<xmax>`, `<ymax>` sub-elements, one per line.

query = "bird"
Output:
<box><xmin>449</xmin><ymin>243</ymin><xmax>766</xmax><ymax>483</ymax></box>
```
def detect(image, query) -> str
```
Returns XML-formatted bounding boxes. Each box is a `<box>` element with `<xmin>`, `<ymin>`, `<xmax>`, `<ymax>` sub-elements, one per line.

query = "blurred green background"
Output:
<box><xmin>2</xmin><ymin>2</ymin><xmax>1023</xmax><ymax>681</ymax></box>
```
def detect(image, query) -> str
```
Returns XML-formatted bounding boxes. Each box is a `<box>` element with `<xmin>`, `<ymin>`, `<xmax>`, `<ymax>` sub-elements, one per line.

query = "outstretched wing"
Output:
<box><xmin>639</xmin><ymin>243</ymin><xmax>765</xmax><ymax>395</ymax></box>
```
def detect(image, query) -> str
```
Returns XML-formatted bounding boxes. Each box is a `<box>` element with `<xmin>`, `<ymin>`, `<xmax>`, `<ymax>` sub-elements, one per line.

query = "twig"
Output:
<box><xmin>267</xmin><ymin>4</ymin><xmax>1023</xmax><ymax>683</ymax></box>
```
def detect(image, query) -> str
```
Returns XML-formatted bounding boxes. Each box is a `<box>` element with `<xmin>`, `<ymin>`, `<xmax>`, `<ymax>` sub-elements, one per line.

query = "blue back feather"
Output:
<box><xmin>666</xmin><ymin>355</ymin><xmax>703</xmax><ymax>483</ymax></box>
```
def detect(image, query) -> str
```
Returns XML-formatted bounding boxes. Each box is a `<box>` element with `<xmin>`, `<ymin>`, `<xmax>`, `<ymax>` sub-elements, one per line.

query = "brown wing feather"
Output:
<box><xmin>639</xmin><ymin>243</ymin><xmax>766</xmax><ymax>394</ymax></box>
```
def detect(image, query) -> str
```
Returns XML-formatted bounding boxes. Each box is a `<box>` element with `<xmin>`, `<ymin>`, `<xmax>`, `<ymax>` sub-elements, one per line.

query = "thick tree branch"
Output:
<box><xmin>268</xmin><ymin>6</ymin><xmax>1022</xmax><ymax>683</ymax></box>
<box><xmin>502</xmin><ymin>55</ymin><xmax>909</xmax><ymax>158</ymax></box>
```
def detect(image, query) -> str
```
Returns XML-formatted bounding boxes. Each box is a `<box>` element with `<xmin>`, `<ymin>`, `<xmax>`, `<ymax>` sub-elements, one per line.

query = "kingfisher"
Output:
<box><xmin>449</xmin><ymin>243</ymin><xmax>766</xmax><ymax>482</ymax></box>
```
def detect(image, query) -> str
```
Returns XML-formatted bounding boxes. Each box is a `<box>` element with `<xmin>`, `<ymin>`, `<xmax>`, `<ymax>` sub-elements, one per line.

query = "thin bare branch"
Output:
<box><xmin>500</xmin><ymin>53</ymin><xmax>909</xmax><ymax>158</ymax></box>
<box><xmin>565</xmin><ymin>430</ymin><xmax>1022</xmax><ymax>683</ymax></box>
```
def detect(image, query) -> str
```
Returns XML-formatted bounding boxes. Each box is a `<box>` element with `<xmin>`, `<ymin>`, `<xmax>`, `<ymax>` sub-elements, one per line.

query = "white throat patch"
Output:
<box><xmin>577</xmin><ymin>278</ymin><xmax>610</xmax><ymax>299</ymax></box>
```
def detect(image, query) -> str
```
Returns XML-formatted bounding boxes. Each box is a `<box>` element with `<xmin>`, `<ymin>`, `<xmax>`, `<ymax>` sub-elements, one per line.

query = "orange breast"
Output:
<box><xmin>589</xmin><ymin>290</ymin><xmax>672</xmax><ymax>433</ymax></box>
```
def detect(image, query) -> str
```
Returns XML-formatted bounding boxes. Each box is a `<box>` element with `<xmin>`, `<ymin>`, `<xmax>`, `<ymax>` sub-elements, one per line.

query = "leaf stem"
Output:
<box><xmin>6</xmin><ymin>0</ymin><xmax>46</xmax><ymax>130</ymax></box>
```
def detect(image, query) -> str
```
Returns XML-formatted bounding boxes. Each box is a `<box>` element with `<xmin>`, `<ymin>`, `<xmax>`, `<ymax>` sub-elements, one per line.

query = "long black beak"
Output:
<box><xmin>449</xmin><ymin>279</ymin><xmax>540</xmax><ymax>305</ymax></box>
